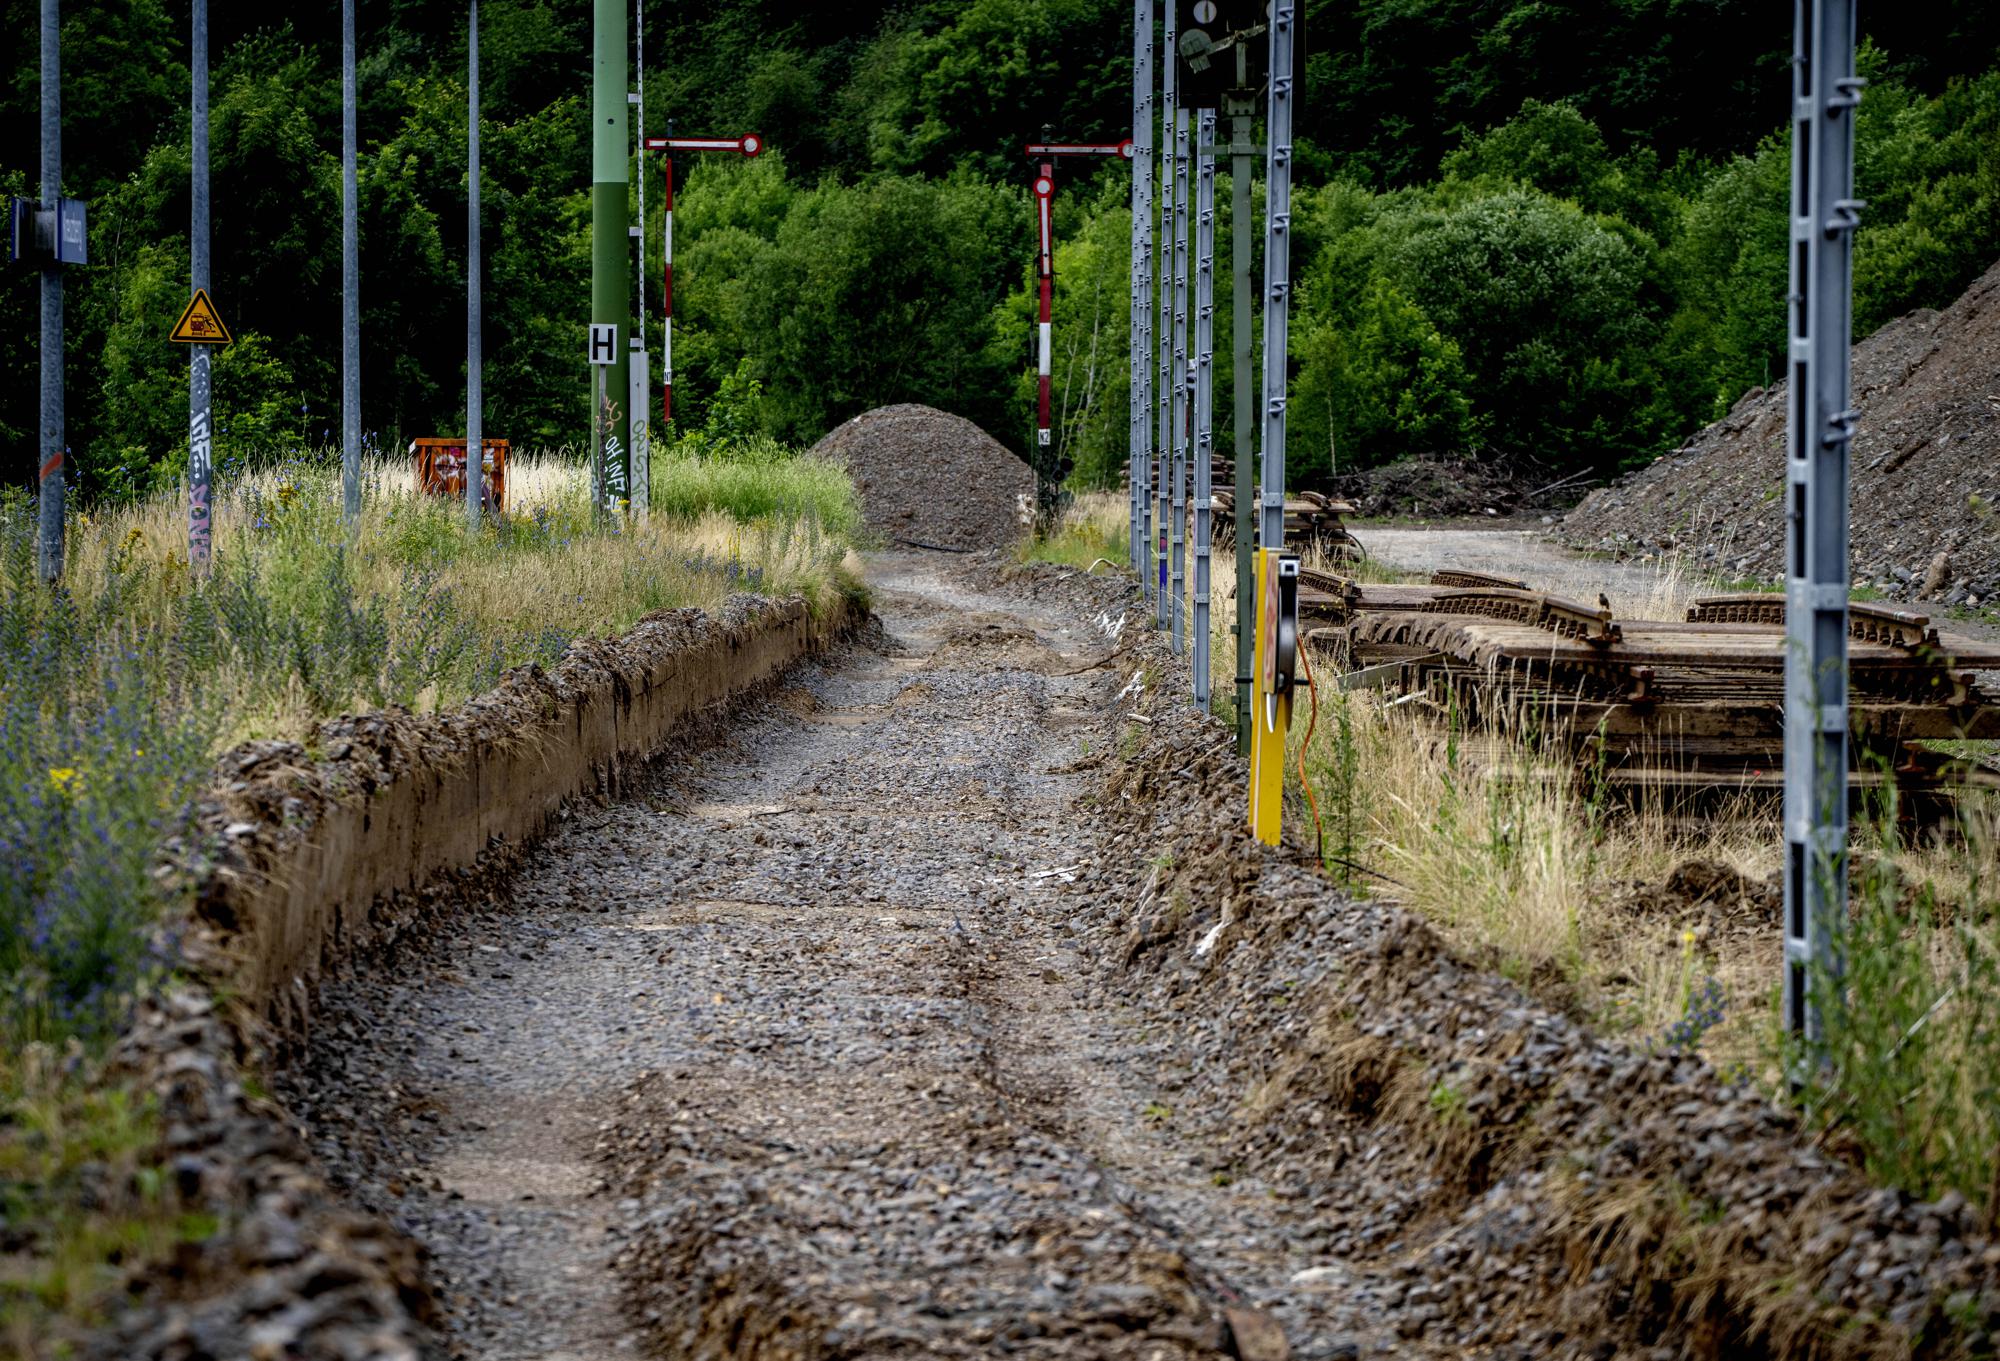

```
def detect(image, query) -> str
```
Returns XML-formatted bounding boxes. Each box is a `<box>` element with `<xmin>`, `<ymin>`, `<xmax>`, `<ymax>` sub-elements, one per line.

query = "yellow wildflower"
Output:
<box><xmin>47</xmin><ymin>767</ymin><xmax>81</xmax><ymax>796</ymax></box>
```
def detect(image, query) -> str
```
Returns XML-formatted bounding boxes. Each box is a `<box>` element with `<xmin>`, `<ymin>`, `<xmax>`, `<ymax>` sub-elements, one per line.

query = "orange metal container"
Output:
<box><xmin>412</xmin><ymin>438</ymin><xmax>508</xmax><ymax>514</ymax></box>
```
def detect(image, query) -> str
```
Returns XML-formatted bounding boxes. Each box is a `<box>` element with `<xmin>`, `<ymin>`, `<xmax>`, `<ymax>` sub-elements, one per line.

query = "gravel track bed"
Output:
<box><xmin>292</xmin><ymin>553</ymin><xmax>1399</xmax><ymax>1358</ymax></box>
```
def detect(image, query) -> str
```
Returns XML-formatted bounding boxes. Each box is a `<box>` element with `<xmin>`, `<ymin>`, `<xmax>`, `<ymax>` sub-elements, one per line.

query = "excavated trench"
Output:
<box><xmin>284</xmin><ymin>551</ymin><xmax>2000</xmax><ymax>1361</ymax></box>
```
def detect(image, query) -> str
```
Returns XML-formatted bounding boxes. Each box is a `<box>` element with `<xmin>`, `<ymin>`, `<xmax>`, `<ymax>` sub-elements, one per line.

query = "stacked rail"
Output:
<box><xmin>1302</xmin><ymin>568</ymin><xmax>2000</xmax><ymax>800</ymax></box>
<box><xmin>1118</xmin><ymin>459</ymin><xmax>1361</xmax><ymax>558</ymax></box>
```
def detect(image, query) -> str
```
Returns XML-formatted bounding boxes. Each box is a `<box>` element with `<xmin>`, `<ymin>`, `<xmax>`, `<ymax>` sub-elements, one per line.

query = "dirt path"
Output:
<box><xmin>295</xmin><ymin>554</ymin><xmax>1417</xmax><ymax>1359</ymax></box>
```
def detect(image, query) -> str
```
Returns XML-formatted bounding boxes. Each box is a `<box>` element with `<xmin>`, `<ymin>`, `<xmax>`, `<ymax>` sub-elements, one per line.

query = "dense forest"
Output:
<box><xmin>4</xmin><ymin>0</ymin><xmax>1999</xmax><ymax>497</ymax></box>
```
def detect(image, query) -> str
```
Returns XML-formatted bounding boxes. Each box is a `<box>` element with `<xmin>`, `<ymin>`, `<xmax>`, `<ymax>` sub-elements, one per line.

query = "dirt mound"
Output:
<box><xmin>809</xmin><ymin>404</ymin><xmax>1033</xmax><ymax>551</ymax></box>
<box><xmin>1563</xmin><ymin>258</ymin><xmax>2000</xmax><ymax>607</ymax></box>
<box><xmin>1329</xmin><ymin>455</ymin><xmax>1541</xmax><ymax>519</ymax></box>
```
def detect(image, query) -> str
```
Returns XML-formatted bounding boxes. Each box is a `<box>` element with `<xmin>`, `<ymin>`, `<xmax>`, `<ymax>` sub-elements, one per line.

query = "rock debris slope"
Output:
<box><xmin>1564</xmin><ymin>257</ymin><xmax>2000</xmax><ymax>606</ymax></box>
<box><xmin>809</xmin><ymin>404</ymin><xmax>1035</xmax><ymax>551</ymax></box>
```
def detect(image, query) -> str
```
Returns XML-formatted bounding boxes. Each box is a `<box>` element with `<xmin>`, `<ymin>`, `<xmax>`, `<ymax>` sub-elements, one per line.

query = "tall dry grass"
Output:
<box><xmin>52</xmin><ymin>452</ymin><xmax>857</xmax><ymax>747</ymax></box>
<box><xmin>1</xmin><ymin>445</ymin><xmax>858</xmax><ymax>1048</ymax></box>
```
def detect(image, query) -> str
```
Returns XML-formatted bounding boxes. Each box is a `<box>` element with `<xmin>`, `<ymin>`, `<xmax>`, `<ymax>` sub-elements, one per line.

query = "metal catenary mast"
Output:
<box><xmin>1215</xmin><ymin>6</ymin><xmax>1265</xmax><ymax>754</ymax></box>
<box><xmin>628</xmin><ymin>0</ymin><xmax>646</xmax><ymax>519</ymax></box>
<box><xmin>1155</xmin><ymin>0</ymin><xmax>1176</xmax><ymax>627</ymax></box>
<box><xmin>36</xmin><ymin>0</ymin><xmax>62</xmax><ymax>581</ymax></box>
<box><xmin>1784</xmin><ymin>0</ymin><xmax>1864</xmax><ymax>1055</ymax></box>
<box><xmin>189</xmin><ymin>0</ymin><xmax>210</xmax><ymax>568</ymax></box>
<box><xmin>1170</xmin><ymin>101</ymin><xmax>1190</xmax><ymax>654</ymax></box>
<box><xmin>1247</xmin><ymin>0</ymin><xmax>1300</xmax><ymax>845</ymax></box>
<box><xmin>591</xmin><ymin>0</ymin><xmax>632</xmax><ymax>518</ymax></box>
<box><xmin>1129</xmin><ymin>0</ymin><xmax>1153</xmax><ymax>577</ymax></box>
<box><xmin>342</xmin><ymin>0</ymin><xmax>360</xmax><ymax>522</ymax></box>
<box><xmin>466</xmin><ymin>0</ymin><xmax>483</xmax><ymax>528</ymax></box>
<box><xmin>1193</xmin><ymin>108</ymin><xmax>1216</xmax><ymax>711</ymax></box>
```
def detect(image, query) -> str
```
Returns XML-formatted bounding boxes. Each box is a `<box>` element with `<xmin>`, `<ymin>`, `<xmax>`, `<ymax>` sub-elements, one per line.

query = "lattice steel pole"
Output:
<box><xmin>1155</xmin><ymin>0</ymin><xmax>1175</xmax><ymax>627</ymax></box>
<box><xmin>1193</xmin><ymin>109</ymin><xmax>1216</xmax><ymax>711</ymax></box>
<box><xmin>1228</xmin><ymin>56</ymin><xmax>1256</xmax><ymax>753</ymax></box>
<box><xmin>1130</xmin><ymin>0</ymin><xmax>1152</xmax><ymax>576</ymax></box>
<box><xmin>1170</xmin><ymin>104</ymin><xmax>1190</xmax><ymax>653</ymax></box>
<box><xmin>1783</xmin><ymin>0</ymin><xmax>1864</xmax><ymax>1054</ymax></box>
<box><xmin>1258</xmin><ymin>0</ymin><xmax>1295</xmax><ymax>552</ymax></box>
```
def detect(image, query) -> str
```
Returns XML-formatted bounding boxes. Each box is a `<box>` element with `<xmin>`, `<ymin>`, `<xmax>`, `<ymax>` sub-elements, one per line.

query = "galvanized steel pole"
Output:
<box><xmin>1783</xmin><ymin>0</ymin><xmax>1864</xmax><ymax>1054</ymax></box>
<box><xmin>342</xmin><ymin>0</ymin><xmax>360</xmax><ymax>522</ymax></box>
<box><xmin>189</xmin><ymin>0</ymin><xmax>212</xmax><ymax>571</ymax></box>
<box><xmin>591</xmin><ymin>0</ymin><xmax>632</xmax><ymax>515</ymax></box>
<box><xmin>1170</xmin><ymin>105</ymin><xmax>1190</xmax><ymax>654</ymax></box>
<box><xmin>37</xmin><ymin>0</ymin><xmax>62</xmax><ymax>582</ymax></box>
<box><xmin>634</xmin><ymin>0</ymin><xmax>645</xmax><ymax>355</ymax></box>
<box><xmin>1193</xmin><ymin>109</ymin><xmax>1216</xmax><ymax>711</ymax></box>
<box><xmin>1258</xmin><ymin>1</ymin><xmax>1295</xmax><ymax>554</ymax></box>
<box><xmin>1130</xmin><ymin>0</ymin><xmax>1152</xmax><ymax>576</ymax></box>
<box><xmin>1154</xmin><ymin>0</ymin><xmax>1174</xmax><ymax>628</ymax></box>
<box><xmin>466</xmin><ymin>0</ymin><xmax>482</xmax><ymax>529</ymax></box>
<box><xmin>1229</xmin><ymin>45</ymin><xmax>1256</xmax><ymax>752</ymax></box>
<box><xmin>628</xmin><ymin>2</ymin><xmax>648</xmax><ymax>515</ymax></box>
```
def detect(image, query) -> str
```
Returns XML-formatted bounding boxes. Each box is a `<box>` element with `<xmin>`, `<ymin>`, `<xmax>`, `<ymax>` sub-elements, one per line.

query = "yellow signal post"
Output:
<box><xmin>1248</xmin><ymin>547</ymin><xmax>1299</xmax><ymax>845</ymax></box>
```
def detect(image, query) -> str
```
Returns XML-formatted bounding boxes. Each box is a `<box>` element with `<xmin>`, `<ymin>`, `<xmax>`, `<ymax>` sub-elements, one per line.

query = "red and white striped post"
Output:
<box><xmin>1033</xmin><ymin>164</ymin><xmax>1055</xmax><ymax>447</ymax></box>
<box><xmin>1022</xmin><ymin>138</ymin><xmax>1135</xmax><ymax>453</ymax></box>
<box><xmin>639</xmin><ymin>131</ymin><xmax>763</xmax><ymax>431</ymax></box>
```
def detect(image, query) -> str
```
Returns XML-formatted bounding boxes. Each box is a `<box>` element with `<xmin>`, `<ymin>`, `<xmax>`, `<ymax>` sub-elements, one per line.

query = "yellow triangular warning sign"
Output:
<box><xmin>169</xmin><ymin>288</ymin><xmax>232</xmax><ymax>345</ymax></box>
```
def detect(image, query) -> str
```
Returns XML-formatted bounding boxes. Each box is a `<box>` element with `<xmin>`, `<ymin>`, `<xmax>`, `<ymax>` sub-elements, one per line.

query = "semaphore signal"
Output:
<box><xmin>640</xmin><ymin>131</ymin><xmax>764</xmax><ymax>431</ymax></box>
<box><xmin>1021</xmin><ymin>135</ymin><xmax>1133</xmax><ymax>518</ymax></box>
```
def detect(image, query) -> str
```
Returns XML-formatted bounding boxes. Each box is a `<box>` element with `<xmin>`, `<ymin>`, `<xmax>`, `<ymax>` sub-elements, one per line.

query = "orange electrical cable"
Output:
<box><xmin>1296</xmin><ymin>639</ymin><xmax>1325</xmax><ymax>866</ymax></box>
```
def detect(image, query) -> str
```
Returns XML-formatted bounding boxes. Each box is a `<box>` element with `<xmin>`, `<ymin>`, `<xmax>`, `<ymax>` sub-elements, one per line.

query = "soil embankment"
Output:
<box><xmin>1564</xmin><ymin>258</ymin><xmax>2000</xmax><ymax>606</ymax></box>
<box><xmin>88</xmin><ymin>592</ymin><xmax>858</xmax><ymax>1360</ymax></box>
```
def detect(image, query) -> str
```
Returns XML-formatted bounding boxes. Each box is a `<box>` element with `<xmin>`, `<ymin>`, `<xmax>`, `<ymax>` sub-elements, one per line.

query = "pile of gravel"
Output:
<box><xmin>809</xmin><ymin>404</ymin><xmax>1033</xmax><ymax>552</ymax></box>
<box><xmin>1562</xmin><ymin>256</ymin><xmax>2000</xmax><ymax>607</ymax></box>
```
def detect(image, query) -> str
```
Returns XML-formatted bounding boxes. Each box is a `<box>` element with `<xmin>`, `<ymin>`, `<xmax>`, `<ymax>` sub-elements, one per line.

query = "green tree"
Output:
<box><xmin>1292</xmin><ymin>279</ymin><xmax>1478</xmax><ymax>474</ymax></box>
<box><xmin>1393</xmin><ymin>190</ymin><xmax>1673</xmax><ymax>469</ymax></box>
<box><xmin>739</xmin><ymin>173</ymin><xmax>1021</xmax><ymax>444</ymax></box>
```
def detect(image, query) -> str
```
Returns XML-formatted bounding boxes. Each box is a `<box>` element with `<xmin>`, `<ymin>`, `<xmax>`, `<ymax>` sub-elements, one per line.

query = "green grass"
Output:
<box><xmin>648</xmin><ymin>437</ymin><xmax>862</xmax><ymax>541</ymax></box>
<box><xmin>4</xmin><ymin>447</ymin><xmax>860</xmax><ymax>1041</ymax></box>
<box><xmin>1021</xmin><ymin>490</ymin><xmax>1131</xmax><ymax>572</ymax></box>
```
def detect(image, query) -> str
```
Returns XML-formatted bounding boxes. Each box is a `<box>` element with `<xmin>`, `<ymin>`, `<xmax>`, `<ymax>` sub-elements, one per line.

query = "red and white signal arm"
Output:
<box><xmin>642</xmin><ymin>133</ymin><xmax>764</xmax><ymax>158</ymax></box>
<box><xmin>1021</xmin><ymin>138</ymin><xmax>1135</xmax><ymax>161</ymax></box>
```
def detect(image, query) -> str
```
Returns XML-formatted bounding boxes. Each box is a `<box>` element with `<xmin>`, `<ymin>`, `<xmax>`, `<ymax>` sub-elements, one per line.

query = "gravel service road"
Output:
<box><xmin>1351</xmin><ymin>523</ymin><xmax>1679</xmax><ymax>611</ymax></box>
<box><xmin>278</xmin><ymin>546</ymin><xmax>2000</xmax><ymax>1361</ymax></box>
<box><xmin>293</xmin><ymin>553</ymin><xmax>1406</xmax><ymax>1360</ymax></box>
